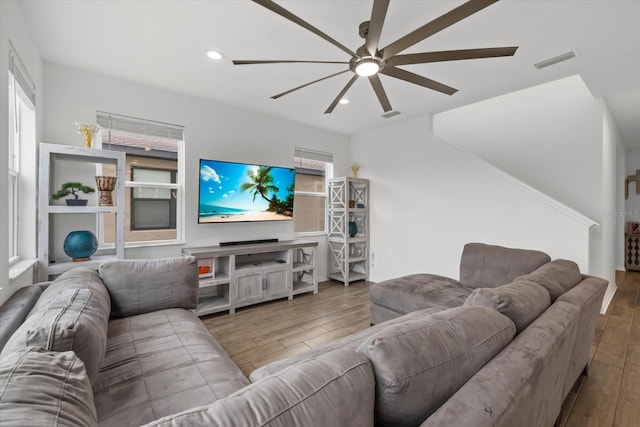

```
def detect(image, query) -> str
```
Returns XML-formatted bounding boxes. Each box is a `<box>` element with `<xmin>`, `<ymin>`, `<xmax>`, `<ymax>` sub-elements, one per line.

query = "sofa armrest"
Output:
<box><xmin>99</xmin><ymin>257</ymin><xmax>198</xmax><ymax>318</ymax></box>
<box><xmin>0</xmin><ymin>283</ymin><xmax>48</xmax><ymax>351</ymax></box>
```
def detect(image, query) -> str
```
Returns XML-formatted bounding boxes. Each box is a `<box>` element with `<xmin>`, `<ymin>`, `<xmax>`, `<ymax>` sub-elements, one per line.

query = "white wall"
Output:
<box><xmin>616</xmin><ymin>151</ymin><xmax>626</xmax><ymax>270</ymax></box>
<box><xmin>350</xmin><ymin>115</ymin><xmax>592</xmax><ymax>283</ymax></box>
<box><xmin>432</xmin><ymin>75</ymin><xmax>603</xmax><ymax>221</ymax></box>
<box><xmin>0</xmin><ymin>0</ymin><xmax>44</xmax><ymax>305</ymax></box>
<box><xmin>601</xmin><ymin>102</ymin><xmax>622</xmax><ymax>306</ymax></box>
<box><xmin>43</xmin><ymin>63</ymin><xmax>351</xmax><ymax>280</ymax></box>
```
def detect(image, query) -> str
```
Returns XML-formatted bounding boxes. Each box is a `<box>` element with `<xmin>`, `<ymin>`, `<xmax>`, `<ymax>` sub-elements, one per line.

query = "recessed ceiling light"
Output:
<box><xmin>339</xmin><ymin>99</ymin><xmax>350</xmax><ymax>105</ymax></box>
<box><xmin>206</xmin><ymin>50</ymin><xmax>224</xmax><ymax>60</ymax></box>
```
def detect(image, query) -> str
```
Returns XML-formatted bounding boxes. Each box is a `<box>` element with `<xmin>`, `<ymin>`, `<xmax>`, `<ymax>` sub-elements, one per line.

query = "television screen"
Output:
<box><xmin>199</xmin><ymin>159</ymin><xmax>296</xmax><ymax>223</ymax></box>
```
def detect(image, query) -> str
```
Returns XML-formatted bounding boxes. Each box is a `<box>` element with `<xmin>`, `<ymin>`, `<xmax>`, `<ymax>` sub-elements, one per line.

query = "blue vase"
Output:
<box><xmin>348</xmin><ymin>221</ymin><xmax>358</xmax><ymax>238</ymax></box>
<box><xmin>63</xmin><ymin>230</ymin><xmax>98</xmax><ymax>261</ymax></box>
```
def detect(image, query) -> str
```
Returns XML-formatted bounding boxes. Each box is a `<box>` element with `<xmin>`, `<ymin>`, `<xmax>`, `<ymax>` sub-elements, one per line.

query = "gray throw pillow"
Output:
<box><xmin>356</xmin><ymin>306</ymin><xmax>516</xmax><ymax>427</ymax></box>
<box><xmin>0</xmin><ymin>347</ymin><xmax>98</xmax><ymax>427</ymax></box>
<box><xmin>519</xmin><ymin>259</ymin><xmax>582</xmax><ymax>301</ymax></box>
<box><xmin>99</xmin><ymin>257</ymin><xmax>198</xmax><ymax>318</ymax></box>
<box><xmin>1</xmin><ymin>268</ymin><xmax>111</xmax><ymax>386</ymax></box>
<box><xmin>464</xmin><ymin>279</ymin><xmax>551</xmax><ymax>332</ymax></box>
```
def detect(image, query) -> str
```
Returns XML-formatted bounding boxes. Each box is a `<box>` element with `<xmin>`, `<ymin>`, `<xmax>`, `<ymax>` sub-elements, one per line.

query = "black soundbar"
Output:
<box><xmin>220</xmin><ymin>238</ymin><xmax>279</xmax><ymax>247</ymax></box>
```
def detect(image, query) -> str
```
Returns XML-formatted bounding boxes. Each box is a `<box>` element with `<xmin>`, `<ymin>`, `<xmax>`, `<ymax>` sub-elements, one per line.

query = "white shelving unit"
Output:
<box><xmin>38</xmin><ymin>143</ymin><xmax>125</xmax><ymax>281</ymax></box>
<box><xmin>328</xmin><ymin>177</ymin><xmax>369</xmax><ymax>286</ymax></box>
<box><xmin>182</xmin><ymin>239</ymin><xmax>318</xmax><ymax>316</ymax></box>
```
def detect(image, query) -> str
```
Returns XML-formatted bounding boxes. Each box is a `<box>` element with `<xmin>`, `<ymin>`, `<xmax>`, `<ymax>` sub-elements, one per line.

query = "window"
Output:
<box><xmin>131</xmin><ymin>167</ymin><xmax>176</xmax><ymax>230</ymax></box>
<box><xmin>293</xmin><ymin>148</ymin><xmax>333</xmax><ymax>234</ymax></box>
<box><xmin>8</xmin><ymin>44</ymin><xmax>36</xmax><ymax>264</ymax></box>
<box><xmin>96</xmin><ymin>112</ymin><xmax>183</xmax><ymax>245</ymax></box>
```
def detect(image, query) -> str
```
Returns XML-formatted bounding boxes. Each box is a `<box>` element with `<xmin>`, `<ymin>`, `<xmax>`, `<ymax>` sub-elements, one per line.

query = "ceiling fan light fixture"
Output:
<box><xmin>355</xmin><ymin>59</ymin><xmax>380</xmax><ymax>77</ymax></box>
<box><xmin>339</xmin><ymin>99</ymin><xmax>350</xmax><ymax>105</ymax></box>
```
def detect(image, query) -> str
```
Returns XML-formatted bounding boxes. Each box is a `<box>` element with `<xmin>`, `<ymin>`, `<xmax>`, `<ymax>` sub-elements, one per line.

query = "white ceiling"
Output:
<box><xmin>19</xmin><ymin>0</ymin><xmax>640</xmax><ymax>147</ymax></box>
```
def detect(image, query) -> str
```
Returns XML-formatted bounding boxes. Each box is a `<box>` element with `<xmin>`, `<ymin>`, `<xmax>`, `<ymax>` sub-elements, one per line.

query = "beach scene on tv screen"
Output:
<box><xmin>199</xmin><ymin>160</ymin><xmax>296</xmax><ymax>223</ymax></box>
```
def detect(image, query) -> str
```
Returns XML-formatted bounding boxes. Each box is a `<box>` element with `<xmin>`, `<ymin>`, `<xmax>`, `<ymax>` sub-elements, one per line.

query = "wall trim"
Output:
<box><xmin>600</xmin><ymin>283</ymin><xmax>617</xmax><ymax>314</ymax></box>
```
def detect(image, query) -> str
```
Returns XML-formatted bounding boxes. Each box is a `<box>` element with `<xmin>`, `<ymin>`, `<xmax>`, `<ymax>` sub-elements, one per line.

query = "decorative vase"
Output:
<box><xmin>66</xmin><ymin>199</ymin><xmax>88</xmax><ymax>206</ymax></box>
<box><xmin>348</xmin><ymin>221</ymin><xmax>358</xmax><ymax>238</ymax></box>
<box><xmin>95</xmin><ymin>176</ymin><xmax>117</xmax><ymax>206</ymax></box>
<box><xmin>351</xmin><ymin>163</ymin><xmax>360</xmax><ymax>178</ymax></box>
<box><xmin>83</xmin><ymin>132</ymin><xmax>93</xmax><ymax>148</ymax></box>
<box><xmin>63</xmin><ymin>230</ymin><xmax>98</xmax><ymax>262</ymax></box>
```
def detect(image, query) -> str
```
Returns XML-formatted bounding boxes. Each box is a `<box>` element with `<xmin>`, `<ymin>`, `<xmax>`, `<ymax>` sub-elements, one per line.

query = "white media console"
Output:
<box><xmin>182</xmin><ymin>239</ymin><xmax>318</xmax><ymax>316</ymax></box>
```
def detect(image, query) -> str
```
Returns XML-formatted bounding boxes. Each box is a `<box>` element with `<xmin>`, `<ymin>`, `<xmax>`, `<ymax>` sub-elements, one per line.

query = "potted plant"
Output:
<box><xmin>51</xmin><ymin>182</ymin><xmax>95</xmax><ymax>206</ymax></box>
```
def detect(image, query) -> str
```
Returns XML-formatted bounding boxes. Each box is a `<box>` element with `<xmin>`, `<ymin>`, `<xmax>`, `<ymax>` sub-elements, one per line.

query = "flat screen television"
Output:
<box><xmin>198</xmin><ymin>159</ymin><xmax>296</xmax><ymax>223</ymax></box>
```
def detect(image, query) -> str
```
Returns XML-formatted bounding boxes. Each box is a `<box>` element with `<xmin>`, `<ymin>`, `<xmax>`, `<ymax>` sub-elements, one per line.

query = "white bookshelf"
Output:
<box><xmin>37</xmin><ymin>143</ymin><xmax>125</xmax><ymax>281</ymax></box>
<box><xmin>327</xmin><ymin>177</ymin><xmax>370</xmax><ymax>286</ymax></box>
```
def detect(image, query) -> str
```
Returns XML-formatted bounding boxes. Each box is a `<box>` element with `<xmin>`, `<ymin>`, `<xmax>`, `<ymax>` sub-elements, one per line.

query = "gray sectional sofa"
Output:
<box><xmin>0</xmin><ymin>244</ymin><xmax>607</xmax><ymax>427</ymax></box>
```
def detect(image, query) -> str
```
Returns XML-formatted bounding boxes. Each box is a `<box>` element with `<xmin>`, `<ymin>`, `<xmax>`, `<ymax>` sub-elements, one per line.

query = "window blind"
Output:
<box><xmin>295</xmin><ymin>148</ymin><xmax>333</xmax><ymax>163</ymax></box>
<box><xmin>96</xmin><ymin>111</ymin><xmax>184</xmax><ymax>140</ymax></box>
<box><xmin>9</xmin><ymin>42</ymin><xmax>36</xmax><ymax>105</ymax></box>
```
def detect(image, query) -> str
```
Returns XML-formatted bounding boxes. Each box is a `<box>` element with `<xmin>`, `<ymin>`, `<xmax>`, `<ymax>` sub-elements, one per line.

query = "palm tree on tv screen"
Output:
<box><xmin>240</xmin><ymin>166</ymin><xmax>279</xmax><ymax>205</ymax></box>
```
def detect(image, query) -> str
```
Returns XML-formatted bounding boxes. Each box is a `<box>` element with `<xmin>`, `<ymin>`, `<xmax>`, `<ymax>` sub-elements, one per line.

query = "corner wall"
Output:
<box><xmin>350</xmin><ymin>115</ymin><xmax>592</xmax><ymax>283</ymax></box>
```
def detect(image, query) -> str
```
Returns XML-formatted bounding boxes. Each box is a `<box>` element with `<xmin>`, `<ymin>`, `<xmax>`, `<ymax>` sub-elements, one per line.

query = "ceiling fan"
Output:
<box><xmin>233</xmin><ymin>0</ymin><xmax>518</xmax><ymax>114</ymax></box>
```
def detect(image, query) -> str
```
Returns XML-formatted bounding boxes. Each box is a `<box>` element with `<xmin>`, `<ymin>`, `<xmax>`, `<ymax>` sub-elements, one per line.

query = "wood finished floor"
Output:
<box><xmin>201</xmin><ymin>272</ymin><xmax>640</xmax><ymax>427</ymax></box>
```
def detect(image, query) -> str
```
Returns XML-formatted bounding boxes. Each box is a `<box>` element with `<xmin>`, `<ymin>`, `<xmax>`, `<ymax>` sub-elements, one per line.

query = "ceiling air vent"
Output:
<box><xmin>382</xmin><ymin>111</ymin><xmax>401</xmax><ymax>119</ymax></box>
<box><xmin>534</xmin><ymin>51</ymin><xmax>576</xmax><ymax>69</ymax></box>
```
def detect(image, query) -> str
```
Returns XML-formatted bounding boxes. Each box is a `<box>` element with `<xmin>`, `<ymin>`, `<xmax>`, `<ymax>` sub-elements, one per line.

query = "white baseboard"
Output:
<box><xmin>600</xmin><ymin>283</ymin><xmax>617</xmax><ymax>314</ymax></box>
<box><xmin>616</xmin><ymin>265</ymin><xmax>626</xmax><ymax>272</ymax></box>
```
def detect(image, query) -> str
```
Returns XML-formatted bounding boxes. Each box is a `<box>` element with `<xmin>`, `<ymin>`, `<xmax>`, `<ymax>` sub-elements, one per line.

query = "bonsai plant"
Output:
<box><xmin>52</xmin><ymin>182</ymin><xmax>95</xmax><ymax>206</ymax></box>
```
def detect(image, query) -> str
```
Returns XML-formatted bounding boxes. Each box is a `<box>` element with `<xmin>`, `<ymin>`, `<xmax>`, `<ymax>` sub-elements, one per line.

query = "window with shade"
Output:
<box><xmin>293</xmin><ymin>149</ymin><xmax>333</xmax><ymax>234</ymax></box>
<box><xmin>8</xmin><ymin>44</ymin><xmax>36</xmax><ymax>265</ymax></box>
<box><xmin>96</xmin><ymin>112</ymin><xmax>183</xmax><ymax>245</ymax></box>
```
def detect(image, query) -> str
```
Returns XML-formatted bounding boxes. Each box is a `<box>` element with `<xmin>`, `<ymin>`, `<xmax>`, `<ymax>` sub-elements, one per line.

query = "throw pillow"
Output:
<box><xmin>356</xmin><ymin>305</ymin><xmax>516</xmax><ymax>427</ymax></box>
<box><xmin>519</xmin><ymin>259</ymin><xmax>582</xmax><ymax>301</ymax></box>
<box><xmin>464</xmin><ymin>279</ymin><xmax>551</xmax><ymax>332</ymax></box>
<box><xmin>0</xmin><ymin>268</ymin><xmax>111</xmax><ymax>386</ymax></box>
<box><xmin>0</xmin><ymin>347</ymin><xmax>97</xmax><ymax>426</ymax></box>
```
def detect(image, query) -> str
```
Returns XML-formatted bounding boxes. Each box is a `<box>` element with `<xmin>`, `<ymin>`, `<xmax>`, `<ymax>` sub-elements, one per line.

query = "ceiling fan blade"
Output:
<box><xmin>386</xmin><ymin>46</ymin><xmax>518</xmax><ymax>66</ymax></box>
<box><xmin>253</xmin><ymin>0</ymin><xmax>356</xmax><ymax>57</ymax></box>
<box><xmin>368</xmin><ymin>74</ymin><xmax>392</xmax><ymax>112</ymax></box>
<box><xmin>271</xmin><ymin>70</ymin><xmax>350</xmax><ymax>99</ymax></box>
<box><xmin>380</xmin><ymin>66</ymin><xmax>458</xmax><ymax>95</ymax></box>
<box><xmin>365</xmin><ymin>0</ymin><xmax>390</xmax><ymax>57</ymax></box>
<box><xmin>380</xmin><ymin>0</ymin><xmax>499</xmax><ymax>60</ymax></box>
<box><xmin>233</xmin><ymin>60</ymin><xmax>349</xmax><ymax>65</ymax></box>
<box><xmin>325</xmin><ymin>75</ymin><xmax>359</xmax><ymax>114</ymax></box>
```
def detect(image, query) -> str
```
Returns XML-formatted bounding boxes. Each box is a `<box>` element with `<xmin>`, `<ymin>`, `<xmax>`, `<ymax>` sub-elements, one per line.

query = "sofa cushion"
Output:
<box><xmin>0</xmin><ymin>284</ymin><xmax>45</xmax><ymax>351</ymax></box>
<box><xmin>143</xmin><ymin>349</ymin><xmax>375</xmax><ymax>427</ymax></box>
<box><xmin>99</xmin><ymin>257</ymin><xmax>198</xmax><ymax>318</ymax></box>
<box><xmin>94</xmin><ymin>308</ymin><xmax>249</xmax><ymax>427</ymax></box>
<box><xmin>0</xmin><ymin>347</ymin><xmax>97</xmax><ymax>427</ymax></box>
<box><xmin>0</xmin><ymin>268</ymin><xmax>110</xmax><ymax>386</ymax></box>
<box><xmin>357</xmin><ymin>306</ymin><xmax>516</xmax><ymax>427</ymax></box>
<box><xmin>250</xmin><ymin>307</ymin><xmax>442</xmax><ymax>382</ymax></box>
<box><xmin>369</xmin><ymin>274</ymin><xmax>472</xmax><ymax>315</ymax></box>
<box><xmin>464</xmin><ymin>279</ymin><xmax>551</xmax><ymax>333</ymax></box>
<box><xmin>520</xmin><ymin>259</ymin><xmax>582</xmax><ymax>301</ymax></box>
<box><xmin>459</xmin><ymin>243</ymin><xmax>551</xmax><ymax>288</ymax></box>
